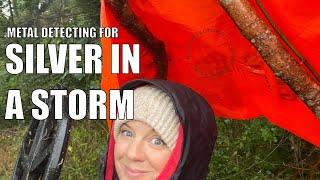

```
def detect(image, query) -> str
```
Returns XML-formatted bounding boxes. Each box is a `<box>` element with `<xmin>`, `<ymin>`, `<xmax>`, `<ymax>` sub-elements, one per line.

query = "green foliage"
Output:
<box><xmin>207</xmin><ymin>118</ymin><xmax>320</xmax><ymax>179</ymax></box>
<box><xmin>60</xmin><ymin>121</ymin><xmax>108</xmax><ymax>179</ymax></box>
<box><xmin>0</xmin><ymin>0</ymin><xmax>100</xmax><ymax>119</ymax></box>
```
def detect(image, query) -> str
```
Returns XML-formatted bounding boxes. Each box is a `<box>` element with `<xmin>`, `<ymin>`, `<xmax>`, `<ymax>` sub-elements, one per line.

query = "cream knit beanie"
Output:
<box><xmin>113</xmin><ymin>85</ymin><xmax>180</xmax><ymax>150</ymax></box>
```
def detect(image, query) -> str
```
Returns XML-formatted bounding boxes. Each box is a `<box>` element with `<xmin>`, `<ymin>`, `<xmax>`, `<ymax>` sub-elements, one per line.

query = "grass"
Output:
<box><xmin>0</xmin><ymin>120</ymin><xmax>108</xmax><ymax>180</ymax></box>
<box><xmin>0</xmin><ymin>122</ymin><xmax>27</xmax><ymax>179</ymax></box>
<box><xmin>60</xmin><ymin>120</ymin><xmax>108</xmax><ymax>179</ymax></box>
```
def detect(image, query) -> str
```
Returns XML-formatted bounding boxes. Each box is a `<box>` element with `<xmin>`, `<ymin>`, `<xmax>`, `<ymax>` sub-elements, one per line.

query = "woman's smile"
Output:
<box><xmin>123</xmin><ymin>165</ymin><xmax>150</xmax><ymax>177</ymax></box>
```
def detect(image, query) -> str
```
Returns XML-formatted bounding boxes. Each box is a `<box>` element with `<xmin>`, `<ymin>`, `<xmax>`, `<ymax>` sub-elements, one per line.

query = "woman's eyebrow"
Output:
<box><xmin>122</xmin><ymin>123</ymin><xmax>132</xmax><ymax>129</ymax></box>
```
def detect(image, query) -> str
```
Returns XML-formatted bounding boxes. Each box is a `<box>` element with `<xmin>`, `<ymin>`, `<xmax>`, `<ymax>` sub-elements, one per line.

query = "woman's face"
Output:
<box><xmin>114</xmin><ymin>121</ymin><xmax>172</xmax><ymax>180</ymax></box>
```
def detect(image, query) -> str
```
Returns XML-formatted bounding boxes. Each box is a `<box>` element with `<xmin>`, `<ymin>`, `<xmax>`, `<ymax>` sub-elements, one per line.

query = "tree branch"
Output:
<box><xmin>219</xmin><ymin>0</ymin><xmax>320</xmax><ymax>118</ymax></box>
<box><xmin>7</xmin><ymin>0</ymin><xmax>15</xmax><ymax>26</ymax></box>
<box><xmin>106</xmin><ymin>0</ymin><xmax>168</xmax><ymax>79</ymax></box>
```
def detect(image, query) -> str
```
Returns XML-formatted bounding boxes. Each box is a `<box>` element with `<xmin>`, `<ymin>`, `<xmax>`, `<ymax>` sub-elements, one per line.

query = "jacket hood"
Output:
<box><xmin>102</xmin><ymin>79</ymin><xmax>217</xmax><ymax>180</ymax></box>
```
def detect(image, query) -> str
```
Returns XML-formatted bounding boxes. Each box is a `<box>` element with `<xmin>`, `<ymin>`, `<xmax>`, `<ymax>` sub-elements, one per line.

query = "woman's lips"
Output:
<box><xmin>124</xmin><ymin>165</ymin><xmax>149</xmax><ymax>177</ymax></box>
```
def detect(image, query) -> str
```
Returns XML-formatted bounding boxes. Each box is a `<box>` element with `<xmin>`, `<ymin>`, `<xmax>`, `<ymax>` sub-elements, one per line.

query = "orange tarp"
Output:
<box><xmin>100</xmin><ymin>0</ymin><xmax>320</xmax><ymax>146</ymax></box>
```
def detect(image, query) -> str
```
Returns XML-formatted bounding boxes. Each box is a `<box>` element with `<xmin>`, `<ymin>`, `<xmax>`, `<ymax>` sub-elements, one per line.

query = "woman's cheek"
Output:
<box><xmin>145</xmin><ymin>146</ymin><xmax>172</xmax><ymax>177</ymax></box>
<box><xmin>114</xmin><ymin>136</ymin><xmax>129</xmax><ymax>179</ymax></box>
<box><xmin>115</xmin><ymin>136</ymin><xmax>128</xmax><ymax>158</ymax></box>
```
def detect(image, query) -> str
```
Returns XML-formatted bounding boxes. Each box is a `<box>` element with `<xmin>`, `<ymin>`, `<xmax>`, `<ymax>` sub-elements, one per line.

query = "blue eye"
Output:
<box><xmin>150</xmin><ymin>138</ymin><xmax>165</xmax><ymax>146</ymax></box>
<box><xmin>120</xmin><ymin>130</ymin><xmax>133</xmax><ymax>137</ymax></box>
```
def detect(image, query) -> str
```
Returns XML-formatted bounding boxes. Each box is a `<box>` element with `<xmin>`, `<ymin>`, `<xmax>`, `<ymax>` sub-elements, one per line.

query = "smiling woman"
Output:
<box><xmin>115</xmin><ymin>121</ymin><xmax>172</xmax><ymax>179</ymax></box>
<box><xmin>112</xmin><ymin>85</ymin><xmax>181</xmax><ymax>180</ymax></box>
<box><xmin>100</xmin><ymin>79</ymin><xmax>217</xmax><ymax>180</ymax></box>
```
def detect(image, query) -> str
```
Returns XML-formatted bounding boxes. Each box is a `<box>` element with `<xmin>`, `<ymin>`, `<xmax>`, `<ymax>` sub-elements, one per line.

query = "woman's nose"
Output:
<box><xmin>126</xmin><ymin>140</ymin><xmax>145</xmax><ymax>162</ymax></box>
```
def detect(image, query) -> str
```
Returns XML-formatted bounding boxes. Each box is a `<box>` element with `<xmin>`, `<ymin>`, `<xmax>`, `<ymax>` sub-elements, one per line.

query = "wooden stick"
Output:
<box><xmin>219</xmin><ymin>0</ymin><xmax>320</xmax><ymax>118</ymax></box>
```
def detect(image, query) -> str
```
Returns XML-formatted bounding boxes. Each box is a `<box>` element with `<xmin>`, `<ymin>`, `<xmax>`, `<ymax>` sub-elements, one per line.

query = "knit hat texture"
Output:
<box><xmin>113</xmin><ymin>85</ymin><xmax>180</xmax><ymax>150</ymax></box>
